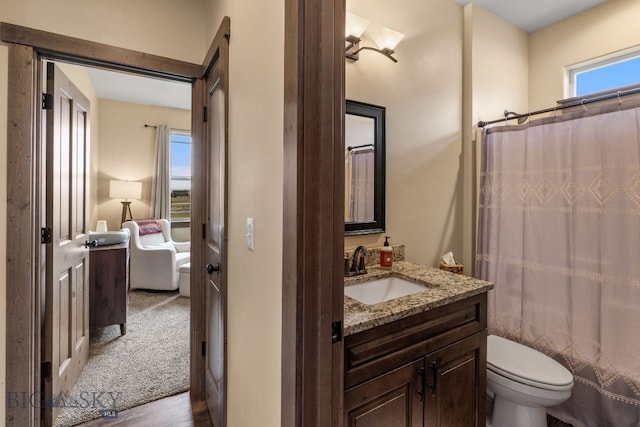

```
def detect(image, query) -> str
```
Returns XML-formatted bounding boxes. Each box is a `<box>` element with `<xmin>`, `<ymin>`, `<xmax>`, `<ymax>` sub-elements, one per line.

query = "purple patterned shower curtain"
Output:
<box><xmin>348</xmin><ymin>147</ymin><xmax>375</xmax><ymax>222</ymax></box>
<box><xmin>477</xmin><ymin>98</ymin><xmax>640</xmax><ymax>427</ymax></box>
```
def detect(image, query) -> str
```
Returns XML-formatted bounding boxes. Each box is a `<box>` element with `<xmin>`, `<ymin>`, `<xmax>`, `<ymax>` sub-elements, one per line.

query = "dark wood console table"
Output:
<box><xmin>90</xmin><ymin>241</ymin><xmax>130</xmax><ymax>335</ymax></box>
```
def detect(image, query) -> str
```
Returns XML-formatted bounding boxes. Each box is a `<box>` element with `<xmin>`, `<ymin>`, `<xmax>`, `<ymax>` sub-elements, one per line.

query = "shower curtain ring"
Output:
<box><xmin>581</xmin><ymin>99</ymin><xmax>587</xmax><ymax>111</ymax></box>
<box><xmin>617</xmin><ymin>91</ymin><xmax>622</xmax><ymax>105</ymax></box>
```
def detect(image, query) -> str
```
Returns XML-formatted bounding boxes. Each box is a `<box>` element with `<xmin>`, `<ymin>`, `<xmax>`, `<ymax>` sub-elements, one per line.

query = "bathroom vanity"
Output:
<box><xmin>343</xmin><ymin>262</ymin><xmax>493</xmax><ymax>427</ymax></box>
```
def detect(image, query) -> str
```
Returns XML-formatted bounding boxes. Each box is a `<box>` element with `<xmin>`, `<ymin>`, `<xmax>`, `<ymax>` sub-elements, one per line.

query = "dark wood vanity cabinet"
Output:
<box><xmin>425</xmin><ymin>332</ymin><xmax>485</xmax><ymax>427</ymax></box>
<box><xmin>344</xmin><ymin>293</ymin><xmax>487</xmax><ymax>427</ymax></box>
<box><xmin>345</xmin><ymin>359</ymin><xmax>424</xmax><ymax>427</ymax></box>
<box><xmin>89</xmin><ymin>242</ymin><xmax>130</xmax><ymax>335</ymax></box>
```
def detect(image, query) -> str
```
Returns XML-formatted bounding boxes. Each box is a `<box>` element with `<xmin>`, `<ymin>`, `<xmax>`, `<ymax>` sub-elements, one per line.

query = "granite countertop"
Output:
<box><xmin>344</xmin><ymin>261</ymin><xmax>494</xmax><ymax>336</ymax></box>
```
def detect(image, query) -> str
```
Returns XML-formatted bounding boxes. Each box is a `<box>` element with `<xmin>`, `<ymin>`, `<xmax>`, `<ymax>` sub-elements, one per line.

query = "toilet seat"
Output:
<box><xmin>487</xmin><ymin>335</ymin><xmax>573</xmax><ymax>391</ymax></box>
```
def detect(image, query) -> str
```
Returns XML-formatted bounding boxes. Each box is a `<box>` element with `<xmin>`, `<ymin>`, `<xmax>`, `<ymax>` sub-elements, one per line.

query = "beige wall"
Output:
<box><xmin>529</xmin><ymin>0</ymin><xmax>640</xmax><ymax>110</ymax></box>
<box><xmin>0</xmin><ymin>0</ymin><xmax>205</xmax><ymax>422</ymax></box>
<box><xmin>96</xmin><ymin>99</ymin><xmax>191</xmax><ymax>232</ymax></box>
<box><xmin>205</xmin><ymin>2</ymin><xmax>284</xmax><ymax>426</ymax></box>
<box><xmin>461</xmin><ymin>4</ymin><xmax>529</xmax><ymax>272</ymax></box>
<box><xmin>0</xmin><ymin>0</ymin><xmax>206</xmax><ymax>63</ymax></box>
<box><xmin>345</xmin><ymin>0</ymin><xmax>465</xmax><ymax>269</ymax></box>
<box><xmin>467</xmin><ymin>5</ymin><xmax>529</xmax><ymax>126</ymax></box>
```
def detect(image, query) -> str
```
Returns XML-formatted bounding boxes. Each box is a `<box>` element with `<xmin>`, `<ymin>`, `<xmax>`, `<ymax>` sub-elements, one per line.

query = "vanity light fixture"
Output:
<box><xmin>345</xmin><ymin>12</ymin><xmax>405</xmax><ymax>63</ymax></box>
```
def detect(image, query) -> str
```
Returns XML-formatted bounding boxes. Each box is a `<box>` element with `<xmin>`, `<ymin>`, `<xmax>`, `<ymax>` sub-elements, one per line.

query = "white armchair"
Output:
<box><xmin>123</xmin><ymin>219</ymin><xmax>190</xmax><ymax>291</ymax></box>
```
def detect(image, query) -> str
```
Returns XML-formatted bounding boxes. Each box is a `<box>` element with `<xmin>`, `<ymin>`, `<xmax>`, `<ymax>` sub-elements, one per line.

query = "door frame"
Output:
<box><xmin>281</xmin><ymin>0</ymin><xmax>345</xmax><ymax>425</ymax></box>
<box><xmin>2</xmin><ymin>22</ymin><xmax>204</xmax><ymax>426</ymax></box>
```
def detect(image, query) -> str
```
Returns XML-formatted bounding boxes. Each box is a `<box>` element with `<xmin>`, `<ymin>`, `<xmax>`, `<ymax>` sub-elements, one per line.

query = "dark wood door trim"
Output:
<box><xmin>6</xmin><ymin>43</ymin><xmax>41</xmax><ymax>427</ymax></box>
<box><xmin>201</xmin><ymin>17</ymin><xmax>230</xmax><ymax>76</ymax></box>
<box><xmin>190</xmin><ymin>77</ymin><xmax>206</xmax><ymax>403</ymax></box>
<box><xmin>3</xmin><ymin>25</ymin><xmax>202</xmax><ymax>427</ymax></box>
<box><xmin>1</xmin><ymin>22</ymin><xmax>201</xmax><ymax>80</ymax></box>
<box><xmin>282</xmin><ymin>0</ymin><xmax>345</xmax><ymax>425</ymax></box>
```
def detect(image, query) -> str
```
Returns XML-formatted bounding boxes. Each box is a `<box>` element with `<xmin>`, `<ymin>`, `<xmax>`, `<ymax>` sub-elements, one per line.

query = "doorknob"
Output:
<box><xmin>206</xmin><ymin>263</ymin><xmax>220</xmax><ymax>275</ymax></box>
<box><xmin>84</xmin><ymin>240</ymin><xmax>98</xmax><ymax>248</ymax></box>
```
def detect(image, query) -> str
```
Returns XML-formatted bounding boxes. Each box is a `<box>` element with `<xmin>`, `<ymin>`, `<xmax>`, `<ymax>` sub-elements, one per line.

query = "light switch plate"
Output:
<box><xmin>246</xmin><ymin>217</ymin><xmax>254</xmax><ymax>250</ymax></box>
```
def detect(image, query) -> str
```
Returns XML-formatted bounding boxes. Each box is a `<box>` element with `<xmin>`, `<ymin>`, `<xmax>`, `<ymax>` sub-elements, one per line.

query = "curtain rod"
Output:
<box><xmin>347</xmin><ymin>143</ymin><xmax>374</xmax><ymax>151</ymax></box>
<box><xmin>144</xmin><ymin>124</ymin><xmax>190</xmax><ymax>132</ymax></box>
<box><xmin>477</xmin><ymin>86</ymin><xmax>640</xmax><ymax>128</ymax></box>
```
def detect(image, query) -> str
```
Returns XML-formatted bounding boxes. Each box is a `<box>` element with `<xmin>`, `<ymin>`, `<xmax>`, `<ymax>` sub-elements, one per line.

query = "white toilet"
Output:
<box><xmin>487</xmin><ymin>335</ymin><xmax>574</xmax><ymax>427</ymax></box>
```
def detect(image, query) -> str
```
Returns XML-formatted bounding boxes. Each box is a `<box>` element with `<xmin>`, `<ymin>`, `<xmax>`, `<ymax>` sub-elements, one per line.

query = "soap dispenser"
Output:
<box><xmin>380</xmin><ymin>236</ymin><xmax>393</xmax><ymax>269</ymax></box>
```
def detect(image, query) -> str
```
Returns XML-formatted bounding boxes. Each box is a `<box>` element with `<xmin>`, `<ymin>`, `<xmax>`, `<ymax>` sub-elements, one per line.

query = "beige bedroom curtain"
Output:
<box><xmin>477</xmin><ymin>98</ymin><xmax>640</xmax><ymax>427</ymax></box>
<box><xmin>151</xmin><ymin>124</ymin><xmax>171</xmax><ymax>219</ymax></box>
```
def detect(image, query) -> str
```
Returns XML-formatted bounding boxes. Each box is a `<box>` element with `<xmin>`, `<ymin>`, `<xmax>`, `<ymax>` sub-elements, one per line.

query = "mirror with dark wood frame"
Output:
<box><xmin>344</xmin><ymin>99</ymin><xmax>385</xmax><ymax>235</ymax></box>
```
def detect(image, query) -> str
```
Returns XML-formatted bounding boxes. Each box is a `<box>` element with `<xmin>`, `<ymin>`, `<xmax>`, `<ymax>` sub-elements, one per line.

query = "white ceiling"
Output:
<box><xmin>87</xmin><ymin>0</ymin><xmax>608</xmax><ymax>109</ymax></box>
<box><xmin>86</xmin><ymin>67</ymin><xmax>191</xmax><ymax>111</ymax></box>
<box><xmin>454</xmin><ymin>0</ymin><xmax>608</xmax><ymax>33</ymax></box>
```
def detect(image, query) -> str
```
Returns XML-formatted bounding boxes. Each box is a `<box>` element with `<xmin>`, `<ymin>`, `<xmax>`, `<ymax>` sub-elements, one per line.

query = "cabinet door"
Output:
<box><xmin>345</xmin><ymin>359</ymin><xmax>424</xmax><ymax>427</ymax></box>
<box><xmin>89</xmin><ymin>244</ymin><xmax>129</xmax><ymax>331</ymax></box>
<box><xmin>425</xmin><ymin>332</ymin><xmax>486</xmax><ymax>427</ymax></box>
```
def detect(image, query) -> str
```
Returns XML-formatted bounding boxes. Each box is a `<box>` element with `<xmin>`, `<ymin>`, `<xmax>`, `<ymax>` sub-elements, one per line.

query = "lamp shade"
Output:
<box><xmin>346</xmin><ymin>12</ymin><xmax>370</xmax><ymax>38</ymax></box>
<box><xmin>109</xmin><ymin>180</ymin><xmax>142</xmax><ymax>200</ymax></box>
<box><xmin>370</xmin><ymin>26</ymin><xmax>405</xmax><ymax>51</ymax></box>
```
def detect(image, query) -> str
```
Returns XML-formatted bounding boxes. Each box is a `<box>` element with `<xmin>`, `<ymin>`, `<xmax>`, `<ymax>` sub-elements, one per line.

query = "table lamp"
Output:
<box><xmin>109</xmin><ymin>180</ymin><xmax>142</xmax><ymax>224</ymax></box>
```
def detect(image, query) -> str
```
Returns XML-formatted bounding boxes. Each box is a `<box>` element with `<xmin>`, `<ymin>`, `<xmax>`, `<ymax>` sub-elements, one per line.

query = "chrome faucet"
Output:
<box><xmin>345</xmin><ymin>245</ymin><xmax>368</xmax><ymax>276</ymax></box>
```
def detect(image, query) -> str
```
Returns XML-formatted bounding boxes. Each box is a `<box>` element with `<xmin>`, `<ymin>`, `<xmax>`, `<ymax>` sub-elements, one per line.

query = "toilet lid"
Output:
<box><xmin>487</xmin><ymin>335</ymin><xmax>573</xmax><ymax>388</ymax></box>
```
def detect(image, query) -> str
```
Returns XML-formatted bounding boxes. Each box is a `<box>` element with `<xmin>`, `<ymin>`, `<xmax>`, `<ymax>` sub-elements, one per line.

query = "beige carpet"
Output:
<box><xmin>54</xmin><ymin>290</ymin><xmax>190</xmax><ymax>426</ymax></box>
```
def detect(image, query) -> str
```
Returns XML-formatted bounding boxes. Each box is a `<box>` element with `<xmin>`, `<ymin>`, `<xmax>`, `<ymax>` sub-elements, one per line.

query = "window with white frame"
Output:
<box><xmin>170</xmin><ymin>130</ymin><xmax>191</xmax><ymax>222</ymax></box>
<box><xmin>569</xmin><ymin>49</ymin><xmax>640</xmax><ymax>97</ymax></box>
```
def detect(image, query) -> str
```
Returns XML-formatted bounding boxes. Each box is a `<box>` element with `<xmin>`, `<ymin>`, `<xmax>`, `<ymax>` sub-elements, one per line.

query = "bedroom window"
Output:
<box><xmin>569</xmin><ymin>49</ymin><xmax>640</xmax><ymax>97</ymax></box>
<box><xmin>170</xmin><ymin>130</ymin><xmax>191</xmax><ymax>222</ymax></box>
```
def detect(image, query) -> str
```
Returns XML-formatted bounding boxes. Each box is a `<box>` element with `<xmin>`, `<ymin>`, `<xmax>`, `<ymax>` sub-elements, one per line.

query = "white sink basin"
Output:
<box><xmin>345</xmin><ymin>276</ymin><xmax>429</xmax><ymax>305</ymax></box>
